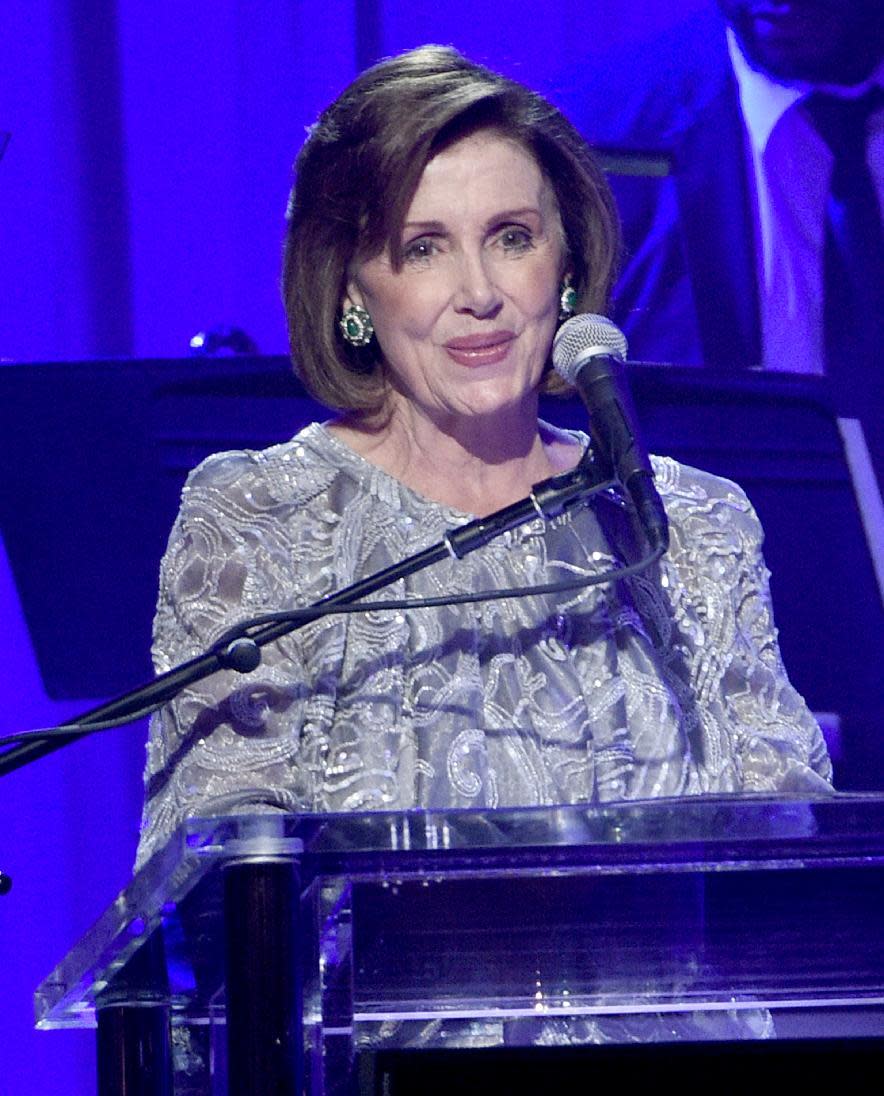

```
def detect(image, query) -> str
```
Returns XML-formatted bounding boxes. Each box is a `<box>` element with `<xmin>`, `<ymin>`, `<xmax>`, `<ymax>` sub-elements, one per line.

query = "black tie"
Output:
<box><xmin>805</xmin><ymin>89</ymin><xmax>883</xmax><ymax>481</ymax></box>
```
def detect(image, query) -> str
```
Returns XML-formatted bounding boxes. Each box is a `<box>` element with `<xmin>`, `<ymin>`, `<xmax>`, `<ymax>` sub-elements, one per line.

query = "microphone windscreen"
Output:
<box><xmin>552</xmin><ymin>314</ymin><xmax>628</xmax><ymax>383</ymax></box>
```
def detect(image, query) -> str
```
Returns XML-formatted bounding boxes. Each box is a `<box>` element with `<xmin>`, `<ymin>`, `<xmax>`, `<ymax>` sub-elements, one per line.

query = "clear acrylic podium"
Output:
<box><xmin>36</xmin><ymin>793</ymin><xmax>884</xmax><ymax>1093</ymax></box>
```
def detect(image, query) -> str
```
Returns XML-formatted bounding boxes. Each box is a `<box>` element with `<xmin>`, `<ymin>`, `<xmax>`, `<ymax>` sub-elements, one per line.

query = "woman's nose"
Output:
<box><xmin>452</xmin><ymin>251</ymin><xmax>502</xmax><ymax>317</ymax></box>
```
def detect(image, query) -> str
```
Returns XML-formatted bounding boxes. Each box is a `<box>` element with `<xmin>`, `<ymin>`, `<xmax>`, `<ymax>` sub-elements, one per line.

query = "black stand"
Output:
<box><xmin>96</xmin><ymin>1007</ymin><xmax>172</xmax><ymax>1096</ymax></box>
<box><xmin>223</xmin><ymin>855</ymin><xmax>302</xmax><ymax>1093</ymax></box>
<box><xmin>95</xmin><ymin>934</ymin><xmax>173</xmax><ymax>1095</ymax></box>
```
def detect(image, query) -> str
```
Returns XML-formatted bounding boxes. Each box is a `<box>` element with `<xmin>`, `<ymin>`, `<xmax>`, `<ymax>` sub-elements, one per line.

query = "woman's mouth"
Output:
<box><xmin>443</xmin><ymin>332</ymin><xmax>516</xmax><ymax>366</ymax></box>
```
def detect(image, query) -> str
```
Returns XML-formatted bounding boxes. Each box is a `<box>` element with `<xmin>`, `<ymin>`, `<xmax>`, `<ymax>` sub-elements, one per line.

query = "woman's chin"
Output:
<box><xmin>446</xmin><ymin>375</ymin><xmax>541</xmax><ymax>422</ymax></box>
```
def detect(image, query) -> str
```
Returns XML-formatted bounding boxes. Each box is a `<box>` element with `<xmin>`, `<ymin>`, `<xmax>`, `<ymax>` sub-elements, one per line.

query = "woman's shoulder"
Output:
<box><xmin>652</xmin><ymin>453</ymin><xmax>752</xmax><ymax>510</ymax></box>
<box><xmin>180</xmin><ymin>421</ymin><xmax>346</xmax><ymax>510</ymax></box>
<box><xmin>651</xmin><ymin>454</ymin><xmax>764</xmax><ymax>550</ymax></box>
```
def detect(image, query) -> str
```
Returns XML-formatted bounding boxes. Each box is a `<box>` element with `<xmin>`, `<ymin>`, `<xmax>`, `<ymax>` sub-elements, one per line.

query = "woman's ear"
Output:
<box><xmin>343</xmin><ymin>278</ymin><xmax>366</xmax><ymax>313</ymax></box>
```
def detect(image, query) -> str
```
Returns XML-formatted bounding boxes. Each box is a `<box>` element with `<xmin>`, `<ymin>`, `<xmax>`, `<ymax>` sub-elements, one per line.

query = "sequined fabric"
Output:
<box><xmin>136</xmin><ymin>422</ymin><xmax>831</xmax><ymax>867</ymax></box>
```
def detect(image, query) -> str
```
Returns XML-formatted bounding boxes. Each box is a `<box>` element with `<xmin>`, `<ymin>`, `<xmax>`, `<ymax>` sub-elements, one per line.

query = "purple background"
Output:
<box><xmin>0</xmin><ymin>2</ymin><xmax>844</xmax><ymax>1091</ymax></box>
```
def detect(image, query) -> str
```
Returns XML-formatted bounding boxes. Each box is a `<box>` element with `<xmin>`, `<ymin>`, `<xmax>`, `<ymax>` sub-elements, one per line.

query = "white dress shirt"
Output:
<box><xmin>727</xmin><ymin>32</ymin><xmax>884</xmax><ymax>375</ymax></box>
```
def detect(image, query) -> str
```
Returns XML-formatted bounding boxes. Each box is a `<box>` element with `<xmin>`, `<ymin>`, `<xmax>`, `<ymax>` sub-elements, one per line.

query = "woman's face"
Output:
<box><xmin>345</xmin><ymin>129</ymin><xmax>567</xmax><ymax>431</ymax></box>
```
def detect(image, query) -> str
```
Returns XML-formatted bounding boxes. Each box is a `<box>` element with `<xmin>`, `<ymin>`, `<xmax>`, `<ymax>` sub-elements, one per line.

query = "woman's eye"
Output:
<box><xmin>497</xmin><ymin>227</ymin><xmax>534</xmax><ymax>253</ymax></box>
<box><xmin>402</xmin><ymin>237</ymin><xmax>439</xmax><ymax>263</ymax></box>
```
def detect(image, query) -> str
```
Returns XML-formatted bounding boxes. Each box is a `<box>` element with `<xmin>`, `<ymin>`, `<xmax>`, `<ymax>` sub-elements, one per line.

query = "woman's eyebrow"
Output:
<box><xmin>487</xmin><ymin>206</ymin><xmax>542</xmax><ymax>221</ymax></box>
<box><xmin>402</xmin><ymin>219</ymin><xmax>446</xmax><ymax>233</ymax></box>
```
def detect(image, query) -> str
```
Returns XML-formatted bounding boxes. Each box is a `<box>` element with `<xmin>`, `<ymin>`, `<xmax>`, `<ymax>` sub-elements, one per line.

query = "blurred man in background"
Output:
<box><xmin>564</xmin><ymin>3</ymin><xmax>882</xmax><ymax>411</ymax></box>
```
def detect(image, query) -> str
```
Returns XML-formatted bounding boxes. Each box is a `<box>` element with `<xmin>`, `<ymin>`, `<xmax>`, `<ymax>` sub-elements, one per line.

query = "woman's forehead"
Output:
<box><xmin>405</xmin><ymin>130</ymin><xmax>555</xmax><ymax>223</ymax></box>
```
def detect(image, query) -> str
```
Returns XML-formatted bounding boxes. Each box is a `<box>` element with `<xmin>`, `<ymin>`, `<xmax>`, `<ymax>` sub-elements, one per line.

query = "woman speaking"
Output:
<box><xmin>136</xmin><ymin>46</ymin><xmax>830</xmax><ymax>868</ymax></box>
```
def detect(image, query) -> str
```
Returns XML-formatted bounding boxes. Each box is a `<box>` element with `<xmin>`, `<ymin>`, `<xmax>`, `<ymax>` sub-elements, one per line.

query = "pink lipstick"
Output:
<box><xmin>444</xmin><ymin>331</ymin><xmax>515</xmax><ymax>366</ymax></box>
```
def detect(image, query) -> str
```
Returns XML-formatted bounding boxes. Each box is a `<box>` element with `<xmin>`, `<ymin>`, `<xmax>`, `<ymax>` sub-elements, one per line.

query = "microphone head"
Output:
<box><xmin>552</xmin><ymin>314</ymin><xmax>628</xmax><ymax>384</ymax></box>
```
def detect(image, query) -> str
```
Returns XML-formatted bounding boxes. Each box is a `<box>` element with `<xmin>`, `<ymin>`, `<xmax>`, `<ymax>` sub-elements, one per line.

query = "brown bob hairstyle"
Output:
<box><xmin>282</xmin><ymin>45</ymin><xmax>620</xmax><ymax>412</ymax></box>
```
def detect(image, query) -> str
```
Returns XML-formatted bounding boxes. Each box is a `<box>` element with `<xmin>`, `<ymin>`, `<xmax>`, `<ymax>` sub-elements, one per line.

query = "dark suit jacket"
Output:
<box><xmin>553</xmin><ymin>9</ymin><xmax>761</xmax><ymax>368</ymax></box>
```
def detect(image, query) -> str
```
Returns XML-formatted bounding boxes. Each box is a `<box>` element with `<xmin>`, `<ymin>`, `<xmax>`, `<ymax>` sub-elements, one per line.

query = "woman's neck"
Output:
<box><xmin>328</xmin><ymin>401</ymin><xmax>580</xmax><ymax>516</ymax></box>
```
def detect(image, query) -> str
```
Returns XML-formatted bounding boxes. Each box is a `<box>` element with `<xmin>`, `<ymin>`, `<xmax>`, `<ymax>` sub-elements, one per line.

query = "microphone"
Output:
<box><xmin>553</xmin><ymin>314</ymin><xmax>669</xmax><ymax>552</ymax></box>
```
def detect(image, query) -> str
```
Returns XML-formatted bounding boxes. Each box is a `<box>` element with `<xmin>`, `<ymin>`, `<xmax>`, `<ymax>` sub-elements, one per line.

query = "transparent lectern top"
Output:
<box><xmin>35</xmin><ymin>792</ymin><xmax>884</xmax><ymax>1031</ymax></box>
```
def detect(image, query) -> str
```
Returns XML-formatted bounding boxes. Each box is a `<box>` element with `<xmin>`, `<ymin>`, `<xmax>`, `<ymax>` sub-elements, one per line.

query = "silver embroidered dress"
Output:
<box><xmin>136</xmin><ymin>422</ymin><xmax>831</xmax><ymax>866</ymax></box>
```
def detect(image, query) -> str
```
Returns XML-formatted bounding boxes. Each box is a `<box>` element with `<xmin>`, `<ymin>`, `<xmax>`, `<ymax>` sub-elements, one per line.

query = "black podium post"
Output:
<box><xmin>223</xmin><ymin>846</ymin><xmax>303</xmax><ymax>1094</ymax></box>
<box><xmin>95</xmin><ymin>932</ymin><xmax>173</xmax><ymax>1096</ymax></box>
<box><xmin>96</xmin><ymin>1005</ymin><xmax>172</xmax><ymax>1096</ymax></box>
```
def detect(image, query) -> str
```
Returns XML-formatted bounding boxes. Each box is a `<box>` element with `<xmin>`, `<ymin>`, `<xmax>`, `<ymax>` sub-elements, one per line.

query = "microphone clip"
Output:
<box><xmin>530</xmin><ymin>444</ymin><xmax>618</xmax><ymax>522</ymax></box>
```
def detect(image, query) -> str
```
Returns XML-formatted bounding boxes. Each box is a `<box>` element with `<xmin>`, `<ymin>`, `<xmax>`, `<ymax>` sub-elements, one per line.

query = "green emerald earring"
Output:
<box><xmin>559</xmin><ymin>279</ymin><xmax>577</xmax><ymax>321</ymax></box>
<box><xmin>339</xmin><ymin>303</ymin><xmax>374</xmax><ymax>347</ymax></box>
